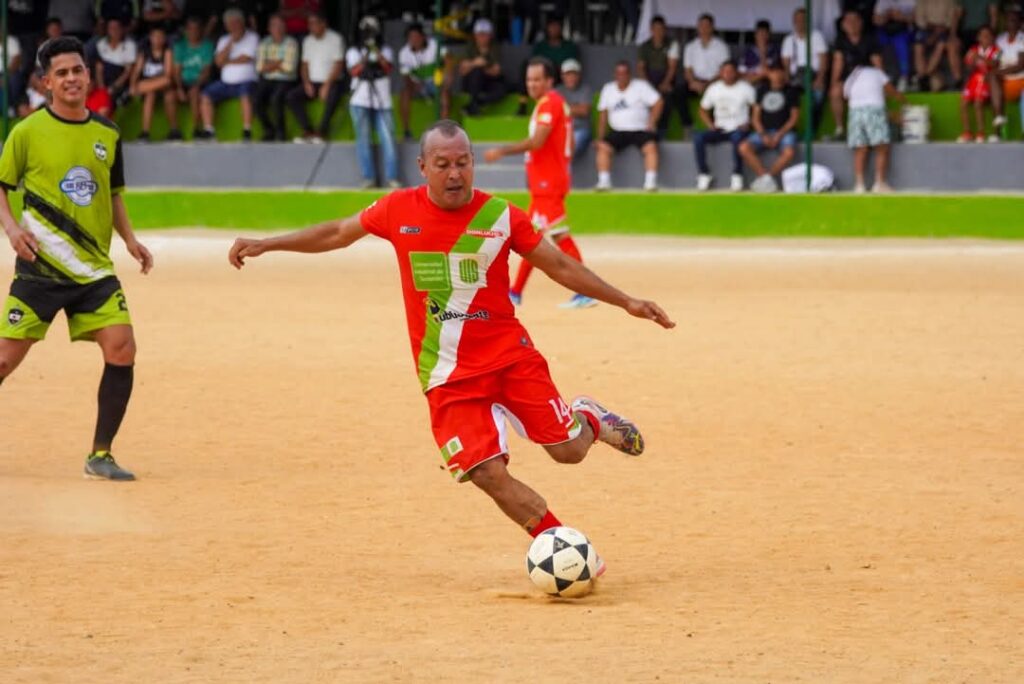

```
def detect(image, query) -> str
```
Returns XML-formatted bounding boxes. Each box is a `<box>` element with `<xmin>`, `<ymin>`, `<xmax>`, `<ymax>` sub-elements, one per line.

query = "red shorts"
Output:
<box><xmin>427</xmin><ymin>354</ymin><xmax>582</xmax><ymax>482</ymax></box>
<box><xmin>528</xmin><ymin>194</ymin><xmax>569</xmax><ymax>236</ymax></box>
<box><xmin>962</xmin><ymin>72</ymin><xmax>991</xmax><ymax>102</ymax></box>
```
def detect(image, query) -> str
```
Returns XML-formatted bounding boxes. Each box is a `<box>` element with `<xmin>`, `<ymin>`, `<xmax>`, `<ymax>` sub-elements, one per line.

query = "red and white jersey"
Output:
<box><xmin>360</xmin><ymin>187</ymin><xmax>545</xmax><ymax>392</ymax></box>
<box><xmin>966</xmin><ymin>44</ymin><xmax>1001</xmax><ymax>75</ymax></box>
<box><xmin>525</xmin><ymin>90</ymin><xmax>572</xmax><ymax>197</ymax></box>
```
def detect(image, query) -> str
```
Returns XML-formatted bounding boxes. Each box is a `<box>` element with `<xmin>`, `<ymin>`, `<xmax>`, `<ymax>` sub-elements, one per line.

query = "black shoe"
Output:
<box><xmin>194</xmin><ymin>129</ymin><xmax>213</xmax><ymax>140</ymax></box>
<box><xmin>84</xmin><ymin>453</ymin><xmax>136</xmax><ymax>481</ymax></box>
<box><xmin>403</xmin><ymin>130</ymin><xmax>414</xmax><ymax>141</ymax></box>
<box><xmin>167</xmin><ymin>129</ymin><xmax>182</xmax><ymax>141</ymax></box>
<box><xmin>137</xmin><ymin>131</ymin><xmax>150</xmax><ymax>142</ymax></box>
<box><xmin>465</xmin><ymin>101</ymin><xmax>481</xmax><ymax>116</ymax></box>
<box><xmin>515</xmin><ymin>101</ymin><xmax>528</xmax><ymax>116</ymax></box>
<box><xmin>242</xmin><ymin>129</ymin><xmax>252</xmax><ymax>141</ymax></box>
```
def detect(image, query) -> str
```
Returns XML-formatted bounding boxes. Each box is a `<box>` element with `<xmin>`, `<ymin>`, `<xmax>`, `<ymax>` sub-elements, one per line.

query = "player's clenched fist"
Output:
<box><xmin>229</xmin><ymin>238</ymin><xmax>267</xmax><ymax>268</ymax></box>
<box><xmin>5</xmin><ymin>224</ymin><xmax>40</xmax><ymax>262</ymax></box>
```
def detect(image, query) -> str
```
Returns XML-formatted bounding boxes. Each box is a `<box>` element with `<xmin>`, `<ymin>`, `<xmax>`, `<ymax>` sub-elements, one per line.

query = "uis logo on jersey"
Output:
<box><xmin>93</xmin><ymin>141</ymin><xmax>108</xmax><ymax>161</ymax></box>
<box><xmin>59</xmin><ymin>166</ymin><xmax>99</xmax><ymax>207</ymax></box>
<box><xmin>7</xmin><ymin>308</ymin><xmax>24</xmax><ymax>326</ymax></box>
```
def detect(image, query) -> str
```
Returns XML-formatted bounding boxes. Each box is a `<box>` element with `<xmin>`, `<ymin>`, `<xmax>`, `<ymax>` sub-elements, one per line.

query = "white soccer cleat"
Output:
<box><xmin>993</xmin><ymin>115</ymin><xmax>1007</xmax><ymax>127</ymax></box>
<box><xmin>730</xmin><ymin>174</ymin><xmax>744</xmax><ymax>192</ymax></box>
<box><xmin>853</xmin><ymin>181</ymin><xmax>866</xmax><ymax>194</ymax></box>
<box><xmin>871</xmin><ymin>181</ymin><xmax>893</xmax><ymax>194</ymax></box>
<box><xmin>595</xmin><ymin>179</ymin><xmax>612</xmax><ymax>192</ymax></box>
<box><xmin>571</xmin><ymin>396</ymin><xmax>644</xmax><ymax>456</ymax></box>
<box><xmin>986</xmin><ymin>134</ymin><xmax>1001</xmax><ymax>143</ymax></box>
<box><xmin>696</xmin><ymin>173</ymin><xmax>712</xmax><ymax>191</ymax></box>
<box><xmin>751</xmin><ymin>174</ymin><xmax>777</xmax><ymax>193</ymax></box>
<box><xmin>642</xmin><ymin>179</ymin><xmax>658</xmax><ymax>192</ymax></box>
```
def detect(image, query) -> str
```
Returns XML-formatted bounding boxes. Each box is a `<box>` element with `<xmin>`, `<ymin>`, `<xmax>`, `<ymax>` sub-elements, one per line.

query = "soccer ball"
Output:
<box><xmin>526</xmin><ymin>526</ymin><xmax>598</xmax><ymax>598</ymax></box>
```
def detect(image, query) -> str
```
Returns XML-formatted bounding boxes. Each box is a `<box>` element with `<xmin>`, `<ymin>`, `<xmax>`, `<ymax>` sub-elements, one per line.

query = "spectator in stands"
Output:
<box><xmin>198</xmin><ymin>8</ymin><xmax>259</xmax><ymax>140</ymax></box>
<box><xmin>8</xmin><ymin>2</ymin><xmax>46</xmax><ymax>108</ymax></box>
<box><xmin>95</xmin><ymin>17</ymin><xmax>137</xmax><ymax>109</ymax></box>
<box><xmin>174</xmin><ymin>16</ymin><xmax>214</xmax><ymax>135</ymax></box>
<box><xmin>19</xmin><ymin>18</ymin><xmax>62</xmax><ymax>119</ymax></box>
<box><xmin>519</xmin><ymin>15</ymin><xmax>580</xmax><ymax>115</ymax></box>
<box><xmin>141</xmin><ymin>1</ymin><xmax>185</xmax><ymax>35</ymax></box>
<box><xmin>95</xmin><ymin>0</ymin><xmax>140</xmax><ymax>34</ymax></box>
<box><xmin>287</xmin><ymin>12</ymin><xmax>344</xmax><ymax>143</ymax></box>
<box><xmin>996</xmin><ymin>4</ymin><xmax>1024</xmax><ymax>135</ymax></box>
<box><xmin>47</xmin><ymin>0</ymin><xmax>96</xmax><ymax>40</ymax></box>
<box><xmin>279</xmin><ymin>0</ymin><xmax>321</xmax><ymax>36</ymax></box>
<box><xmin>460</xmin><ymin>19</ymin><xmax>506</xmax><ymax>116</ymax></box>
<box><xmin>874</xmin><ymin>1</ymin><xmax>916</xmax><ymax>92</ymax></box>
<box><xmin>742</xmin><ymin>19</ymin><xmax>781</xmax><ymax>86</ymax></box>
<box><xmin>831</xmin><ymin>10</ymin><xmax>884</xmax><ymax>139</ymax></box>
<box><xmin>638</xmin><ymin>14</ymin><xmax>687</xmax><ymax>139</ymax></box>
<box><xmin>346</xmin><ymin>15</ymin><xmax>399</xmax><ymax>188</ymax></box>
<box><xmin>844</xmin><ymin>64</ymin><xmax>906</xmax><ymax>192</ymax></box>
<box><xmin>556</xmin><ymin>58</ymin><xmax>593</xmax><ymax>158</ymax></box>
<box><xmin>399</xmin><ymin>22</ymin><xmax>448</xmax><ymax>141</ymax></box>
<box><xmin>739</xmin><ymin>64</ymin><xmax>801</xmax><ymax>192</ymax></box>
<box><xmin>130</xmin><ymin>25</ymin><xmax>180</xmax><ymax>141</ymax></box>
<box><xmin>915</xmin><ymin>0</ymin><xmax>962</xmax><ymax>91</ymax></box>
<box><xmin>595</xmin><ymin>60</ymin><xmax>663</xmax><ymax>192</ymax></box>
<box><xmin>683</xmin><ymin>13</ymin><xmax>730</xmax><ymax>124</ymax></box>
<box><xmin>693</xmin><ymin>60</ymin><xmax>756</xmax><ymax>192</ymax></box>
<box><xmin>959</xmin><ymin>25</ymin><xmax>1003</xmax><ymax>141</ymax></box>
<box><xmin>254</xmin><ymin>13</ymin><xmax>298</xmax><ymax>141</ymax></box>
<box><xmin>0</xmin><ymin>23</ymin><xmax>24</xmax><ymax>111</ymax></box>
<box><xmin>781</xmin><ymin>7</ymin><xmax>829</xmax><ymax>128</ymax></box>
<box><xmin>956</xmin><ymin>1</ymin><xmax>1000</xmax><ymax>49</ymax></box>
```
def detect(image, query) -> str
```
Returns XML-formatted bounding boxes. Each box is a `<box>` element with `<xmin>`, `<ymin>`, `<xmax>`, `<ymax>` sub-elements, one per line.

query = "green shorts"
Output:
<box><xmin>1</xmin><ymin>275</ymin><xmax>132</xmax><ymax>342</ymax></box>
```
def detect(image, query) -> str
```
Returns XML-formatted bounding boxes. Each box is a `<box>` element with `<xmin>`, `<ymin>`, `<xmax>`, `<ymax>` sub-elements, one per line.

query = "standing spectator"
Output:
<box><xmin>741</xmin><ymin>19</ymin><xmax>781</xmax><ymax>86</ymax></box>
<box><xmin>19</xmin><ymin>18</ymin><xmax>62</xmax><ymax>119</ymax></box>
<box><xmin>996</xmin><ymin>5</ymin><xmax>1024</xmax><ymax>134</ymax></box>
<box><xmin>47</xmin><ymin>0</ymin><xmax>95</xmax><ymax>40</ymax></box>
<box><xmin>956</xmin><ymin>1</ymin><xmax>1000</xmax><ymax>47</ymax></box>
<box><xmin>556</xmin><ymin>58</ymin><xmax>593</xmax><ymax>159</ymax></box>
<box><xmin>198</xmin><ymin>8</ymin><xmax>259</xmax><ymax>140</ymax></box>
<box><xmin>254</xmin><ymin>13</ymin><xmax>298</xmax><ymax>141</ymax></box>
<box><xmin>693</xmin><ymin>60</ymin><xmax>757</xmax><ymax>192</ymax></box>
<box><xmin>173</xmin><ymin>16</ymin><xmax>214</xmax><ymax>135</ymax></box>
<box><xmin>915</xmin><ymin>0</ymin><xmax>962</xmax><ymax>91</ymax></box>
<box><xmin>844</xmin><ymin>64</ymin><xmax>906</xmax><ymax>192</ymax></box>
<box><xmin>141</xmin><ymin>0</ymin><xmax>185</xmax><ymax>34</ymax></box>
<box><xmin>519</xmin><ymin>15</ymin><xmax>579</xmax><ymax>115</ymax></box>
<box><xmin>781</xmin><ymin>7</ymin><xmax>829</xmax><ymax>128</ymax></box>
<box><xmin>0</xmin><ymin>26</ymin><xmax>24</xmax><ymax>110</ymax></box>
<box><xmin>130</xmin><ymin>25</ymin><xmax>180</xmax><ymax>140</ymax></box>
<box><xmin>346</xmin><ymin>15</ymin><xmax>399</xmax><ymax>188</ymax></box>
<box><xmin>739</xmin><ymin>64</ymin><xmax>801</xmax><ymax>192</ymax></box>
<box><xmin>459</xmin><ymin>19</ymin><xmax>506</xmax><ymax>116</ymax></box>
<box><xmin>594</xmin><ymin>60</ymin><xmax>663</xmax><ymax>192</ymax></box>
<box><xmin>959</xmin><ymin>25</ymin><xmax>1003</xmax><ymax>140</ymax></box>
<box><xmin>287</xmin><ymin>12</ymin><xmax>344</xmax><ymax>143</ymax></box>
<box><xmin>398</xmin><ymin>22</ymin><xmax>448</xmax><ymax>141</ymax></box>
<box><xmin>830</xmin><ymin>10</ymin><xmax>884</xmax><ymax>139</ymax></box>
<box><xmin>683</xmin><ymin>13</ymin><xmax>730</xmax><ymax>125</ymax></box>
<box><xmin>279</xmin><ymin>0</ymin><xmax>320</xmax><ymax>36</ymax></box>
<box><xmin>638</xmin><ymin>15</ymin><xmax>686</xmax><ymax>138</ymax></box>
<box><xmin>874</xmin><ymin>0</ymin><xmax>916</xmax><ymax>91</ymax></box>
<box><xmin>95</xmin><ymin>17</ymin><xmax>137</xmax><ymax>109</ymax></box>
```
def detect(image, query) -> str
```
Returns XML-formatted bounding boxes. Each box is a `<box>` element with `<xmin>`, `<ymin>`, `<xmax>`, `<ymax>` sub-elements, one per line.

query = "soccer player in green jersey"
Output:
<box><xmin>0</xmin><ymin>37</ymin><xmax>153</xmax><ymax>481</ymax></box>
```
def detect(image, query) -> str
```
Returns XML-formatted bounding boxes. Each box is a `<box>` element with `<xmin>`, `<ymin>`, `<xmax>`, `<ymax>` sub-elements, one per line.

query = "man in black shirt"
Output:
<box><xmin>739</xmin><ymin>64</ymin><xmax>801</xmax><ymax>192</ymax></box>
<box><xmin>829</xmin><ymin>10</ymin><xmax>883</xmax><ymax>139</ymax></box>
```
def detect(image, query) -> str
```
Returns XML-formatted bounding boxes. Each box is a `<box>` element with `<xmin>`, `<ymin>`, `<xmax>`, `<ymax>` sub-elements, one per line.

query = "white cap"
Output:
<box><xmin>560</xmin><ymin>58</ymin><xmax>581</xmax><ymax>73</ymax></box>
<box><xmin>473</xmin><ymin>18</ymin><xmax>493</xmax><ymax>34</ymax></box>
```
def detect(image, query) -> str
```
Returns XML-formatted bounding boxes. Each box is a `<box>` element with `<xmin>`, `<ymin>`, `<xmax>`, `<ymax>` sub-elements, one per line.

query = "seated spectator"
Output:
<box><xmin>398</xmin><ymin>22</ymin><xmax>449</xmax><ymax>141</ymax></box>
<box><xmin>279</xmin><ymin>0</ymin><xmax>321</xmax><ymax>36</ymax></box>
<box><xmin>18</xmin><ymin>18</ymin><xmax>62</xmax><ymax>119</ymax></box>
<box><xmin>781</xmin><ymin>7</ymin><xmax>829</xmax><ymax>128</ymax></box>
<box><xmin>595</xmin><ymin>60</ymin><xmax>663</xmax><ymax>192</ymax></box>
<box><xmin>693</xmin><ymin>60</ymin><xmax>756</xmax><ymax>192</ymax></box>
<box><xmin>254</xmin><ymin>14</ymin><xmax>298</xmax><ymax>141</ymax></box>
<box><xmin>843</xmin><ymin>64</ymin><xmax>906</xmax><ymax>192</ymax></box>
<box><xmin>460</xmin><ymin>19</ymin><xmax>505</xmax><ymax>116</ymax></box>
<box><xmin>141</xmin><ymin>0</ymin><xmax>184</xmax><ymax>35</ymax></box>
<box><xmin>198</xmin><ymin>9</ymin><xmax>259</xmax><ymax>140</ymax></box>
<box><xmin>741</xmin><ymin>19</ymin><xmax>781</xmax><ymax>86</ymax></box>
<box><xmin>86</xmin><ymin>81</ymin><xmax>114</xmax><ymax>117</ymax></box>
<box><xmin>739</xmin><ymin>64</ymin><xmax>801</xmax><ymax>192</ymax></box>
<box><xmin>959</xmin><ymin>25</ymin><xmax>1002</xmax><ymax>141</ymax></box>
<box><xmin>173</xmin><ymin>16</ymin><xmax>214</xmax><ymax>134</ymax></box>
<box><xmin>346</xmin><ymin>15</ymin><xmax>399</xmax><ymax>188</ymax></box>
<box><xmin>0</xmin><ymin>26</ymin><xmax>24</xmax><ymax>110</ymax></box>
<box><xmin>996</xmin><ymin>4</ymin><xmax>1023</xmax><ymax>135</ymax></box>
<box><xmin>873</xmin><ymin>0</ymin><xmax>916</xmax><ymax>91</ymax></box>
<box><xmin>95</xmin><ymin>17</ymin><xmax>137</xmax><ymax>109</ymax></box>
<box><xmin>683</xmin><ymin>13</ymin><xmax>730</xmax><ymax>125</ymax></box>
<box><xmin>638</xmin><ymin>14</ymin><xmax>687</xmax><ymax>138</ymax></box>
<box><xmin>47</xmin><ymin>0</ymin><xmax>96</xmax><ymax>40</ymax></box>
<box><xmin>287</xmin><ymin>12</ymin><xmax>344</xmax><ymax>143</ymax></box>
<box><xmin>831</xmin><ymin>10</ymin><xmax>884</xmax><ymax>139</ymax></box>
<box><xmin>914</xmin><ymin>0</ymin><xmax>962</xmax><ymax>91</ymax></box>
<box><xmin>130</xmin><ymin>25</ymin><xmax>180</xmax><ymax>141</ymax></box>
<box><xmin>555</xmin><ymin>58</ymin><xmax>593</xmax><ymax>159</ymax></box>
<box><xmin>520</xmin><ymin>15</ymin><xmax>579</xmax><ymax>115</ymax></box>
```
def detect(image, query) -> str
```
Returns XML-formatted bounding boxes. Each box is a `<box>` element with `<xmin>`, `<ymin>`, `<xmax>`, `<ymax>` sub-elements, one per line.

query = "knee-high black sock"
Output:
<box><xmin>93</xmin><ymin>363</ymin><xmax>134</xmax><ymax>453</ymax></box>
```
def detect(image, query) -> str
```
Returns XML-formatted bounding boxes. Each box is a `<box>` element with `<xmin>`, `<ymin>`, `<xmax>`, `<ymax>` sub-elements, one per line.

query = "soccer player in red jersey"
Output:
<box><xmin>229</xmin><ymin>120</ymin><xmax>674</xmax><ymax>575</ymax></box>
<box><xmin>484</xmin><ymin>57</ymin><xmax>592</xmax><ymax>309</ymax></box>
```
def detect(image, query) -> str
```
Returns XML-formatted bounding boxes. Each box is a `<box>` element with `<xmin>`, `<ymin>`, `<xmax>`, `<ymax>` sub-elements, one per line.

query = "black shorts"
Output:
<box><xmin>604</xmin><ymin>130</ymin><xmax>657</xmax><ymax>151</ymax></box>
<box><xmin>2</xmin><ymin>275</ymin><xmax>131</xmax><ymax>341</ymax></box>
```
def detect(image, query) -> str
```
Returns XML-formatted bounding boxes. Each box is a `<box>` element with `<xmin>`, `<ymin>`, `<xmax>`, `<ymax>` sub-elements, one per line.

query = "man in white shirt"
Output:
<box><xmin>781</xmin><ymin>6</ymin><xmax>828</xmax><ymax>128</ymax></box>
<box><xmin>95</xmin><ymin>17</ymin><xmax>138</xmax><ymax>107</ymax></box>
<box><xmin>843</xmin><ymin>65</ymin><xmax>906</xmax><ymax>193</ymax></box>
<box><xmin>682</xmin><ymin>13</ymin><xmax>730</xmax><ymax>124</ymax></box>
<box><xmin>286</xmin><ymin>12</ymin><xmax>345</xmax><ymax>143</ymax></box>
<box><xmin>595</xmin><ymin>61</ymin><xmax>663</xmax><ymax>191</ymax></box>
<box><xmin>693</xmin><ymin>60</ymin><xmax>757</xmax><ymax>192</ymax></box>
<box><xmin>398</xmin><ymin>22</ymin><xmax>449</xmax><ymax>141</ymax></box>
<box><xmin>996</xmin><ymin>5</ymin><xmax>1024</xmax><ymax>135</ymax></box>
<box><xmin>198</xmin><ymin>9</ymin><xmax>259</xmax><ymax>140</ymax></box>
<box><xmin>346</xmin><ymin>15</ymin><xmax>399</xmax><ymax>188</ymax></box>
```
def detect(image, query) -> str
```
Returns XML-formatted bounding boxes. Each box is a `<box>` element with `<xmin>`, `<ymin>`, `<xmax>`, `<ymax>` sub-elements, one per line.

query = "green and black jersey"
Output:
<box><xmin>0</xmin><ymin>107</ymin><xmax>125</xmax><ymax>285</ymax></box>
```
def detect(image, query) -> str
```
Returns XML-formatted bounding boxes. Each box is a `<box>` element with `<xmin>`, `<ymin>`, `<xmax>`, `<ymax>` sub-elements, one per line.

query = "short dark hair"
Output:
<box><xmin>651</xmin><ymin>14</ymin><xmax>666</xmax><ymax>26</ymax></box>
<box><xmin>721</xmin><ymin>58</ymin><xmax>738</xmax><ymax>70</ymax></box>
<box><xmin>546</xmin><ymin>14</ymin><xmax>564</xmax><ymax>25</ymax></box>
<box><xmin>756</xmin><ymin>19</ymin><xmax>771</xmax><ymax>32</ymax></box>
<box><xmin>45</xmin><ymin>16</ymin><xmax>63</xmax><ymax>27</ymax></box>
<box><xmin>309</xmin><ymin>11</ymin><xmax>327</xmax><ymax>22</ymax></box>
<box><xmin>38</xmin><ymin>35</ymin><xmax>86</xmax><ymax>72</ymax></box>
<box><xmin>420</xmin><ymin>119</ymin><xmax>469</xmax><ymax>156</ymax></box>
<box><xmin>527</xmin><ymin>56</ymin><xmax>555</xmax><ymax>79</ymax></box>
<box><xmin>406</xmin><ymin>22</ymin><xmax>424</xmax><ymax>36</ymax></box>
<box><xmin>185</xmin><ymin>15</ymin><xmax>203</xmax><ymax>26</ymax></box>
<box><xmin>615</xmin><ymin>59</ymin><xmax>631</xmax><ymax>70</ymax></box>
<box><xmin>699</xmin><ymin>13</ymin><xmax>714</xmax><ymax>25</ymax></box>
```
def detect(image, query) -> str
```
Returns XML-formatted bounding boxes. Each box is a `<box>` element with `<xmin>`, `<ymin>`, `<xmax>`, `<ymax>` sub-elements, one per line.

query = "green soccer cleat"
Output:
<box><xmin>84</xmin><ymin>453</ymin><xmax>136</xmax><ymax>481</ymax></box>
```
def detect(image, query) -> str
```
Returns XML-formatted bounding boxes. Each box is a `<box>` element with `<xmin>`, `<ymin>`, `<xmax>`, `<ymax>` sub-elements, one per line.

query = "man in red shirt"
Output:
<box><xmin>229</xmin><ymin>120</ymin><xmax>673</xmax><ymax>575</ymax></box>
<box><xmin>484</xmin><ymin>57</ymin><xmax>593</xmax><ymax>309</ymax></box>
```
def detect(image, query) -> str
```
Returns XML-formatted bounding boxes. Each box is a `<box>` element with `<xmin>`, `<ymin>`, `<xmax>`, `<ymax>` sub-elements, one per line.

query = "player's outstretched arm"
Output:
<box><xmin>112</xmin><ymin>194</ymin><xmax>153</xmax><ymax>274</ymax></box>
<box><xmin>229</xmin><ymin>214</ymin><xmax>368</xmax><ymax>269</ymax></box>
<box><xmin>525</xmin><ymin>239</ymin><xmax>675</xmax><ymax>329</ymax></box>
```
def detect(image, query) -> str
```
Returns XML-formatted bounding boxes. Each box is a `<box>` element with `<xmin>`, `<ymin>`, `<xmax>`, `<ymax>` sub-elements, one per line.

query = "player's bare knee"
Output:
<box><xmin>103</xmin><ymin>337</ymin><xmax>136</xmax><ymax>366</ymax></box>
<box><xmin>468</xmin><ymin>457</ymin><xmax>511</xmax><ymax>494</ymax></box>
<box><xmin>545</xmin><ymin>440</ymin><xmax>587</xmax><ymax>464</ymax></box>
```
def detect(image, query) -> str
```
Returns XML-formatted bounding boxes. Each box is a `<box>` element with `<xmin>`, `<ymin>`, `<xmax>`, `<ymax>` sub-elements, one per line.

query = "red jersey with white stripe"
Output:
<box><xmin>360</xmin><ymin>187</ymin><xmax>544</xmax><ymax>392</ymax></box>
<box><xmin>525</xmin><ymin>90</ymin><xmax>572</xmax><ymax>197</ymax></box>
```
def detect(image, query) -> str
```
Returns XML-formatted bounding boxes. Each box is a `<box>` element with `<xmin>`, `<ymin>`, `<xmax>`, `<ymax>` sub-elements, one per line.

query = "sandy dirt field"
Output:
<box><xmin>1</xmin><ymin>234</ymin><xmax>1022</xmax><ymax>683</ymax></box>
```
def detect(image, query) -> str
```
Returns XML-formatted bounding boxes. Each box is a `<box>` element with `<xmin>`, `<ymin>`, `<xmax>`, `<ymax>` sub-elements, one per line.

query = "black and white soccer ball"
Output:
<box><xmin>526</xmin><ymin>526</ymin><xmax>598</xmax><ymax>598</ymax></box>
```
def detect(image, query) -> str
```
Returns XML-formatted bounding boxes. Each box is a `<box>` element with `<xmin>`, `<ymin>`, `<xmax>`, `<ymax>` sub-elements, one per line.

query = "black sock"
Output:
<box><xmin>93</xmin><ymin>363</ymin><xmax>134</xmax><ymax>453</ymax></box>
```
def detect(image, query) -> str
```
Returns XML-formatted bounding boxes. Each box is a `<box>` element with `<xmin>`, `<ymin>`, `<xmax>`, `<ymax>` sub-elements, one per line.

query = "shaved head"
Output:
<box><xmin>419</xmin><ymin>119</ymin><xmax>471</xmax><ymax>158</ymax></box>
<box><xmin>418</xmin><ymin>120</ymin><xmax>475</xmax><ymax>211</ymax></box>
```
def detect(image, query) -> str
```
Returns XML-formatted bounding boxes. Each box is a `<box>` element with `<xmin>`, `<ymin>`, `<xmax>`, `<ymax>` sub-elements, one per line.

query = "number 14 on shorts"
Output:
<box><xmin>548</xmin><ymin>397</ymin><xmax>576</xmax><ymax>429</ymax></box>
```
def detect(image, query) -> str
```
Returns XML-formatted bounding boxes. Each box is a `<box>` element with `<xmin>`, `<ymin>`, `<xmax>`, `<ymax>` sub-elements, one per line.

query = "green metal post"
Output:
<box><xmin>2</xmin><ymin>0</ymin><xmax>9</xmax><ymax>141</ymax></box>
<box><xmin>435</xmin><ymin>0</ymin><xmax>443</xmax><ymax>119</ymax></box>
<box><xmin>803</xmin><ymin>0</ymin><xmax>813</xmax><ymax>191</ymax></box>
